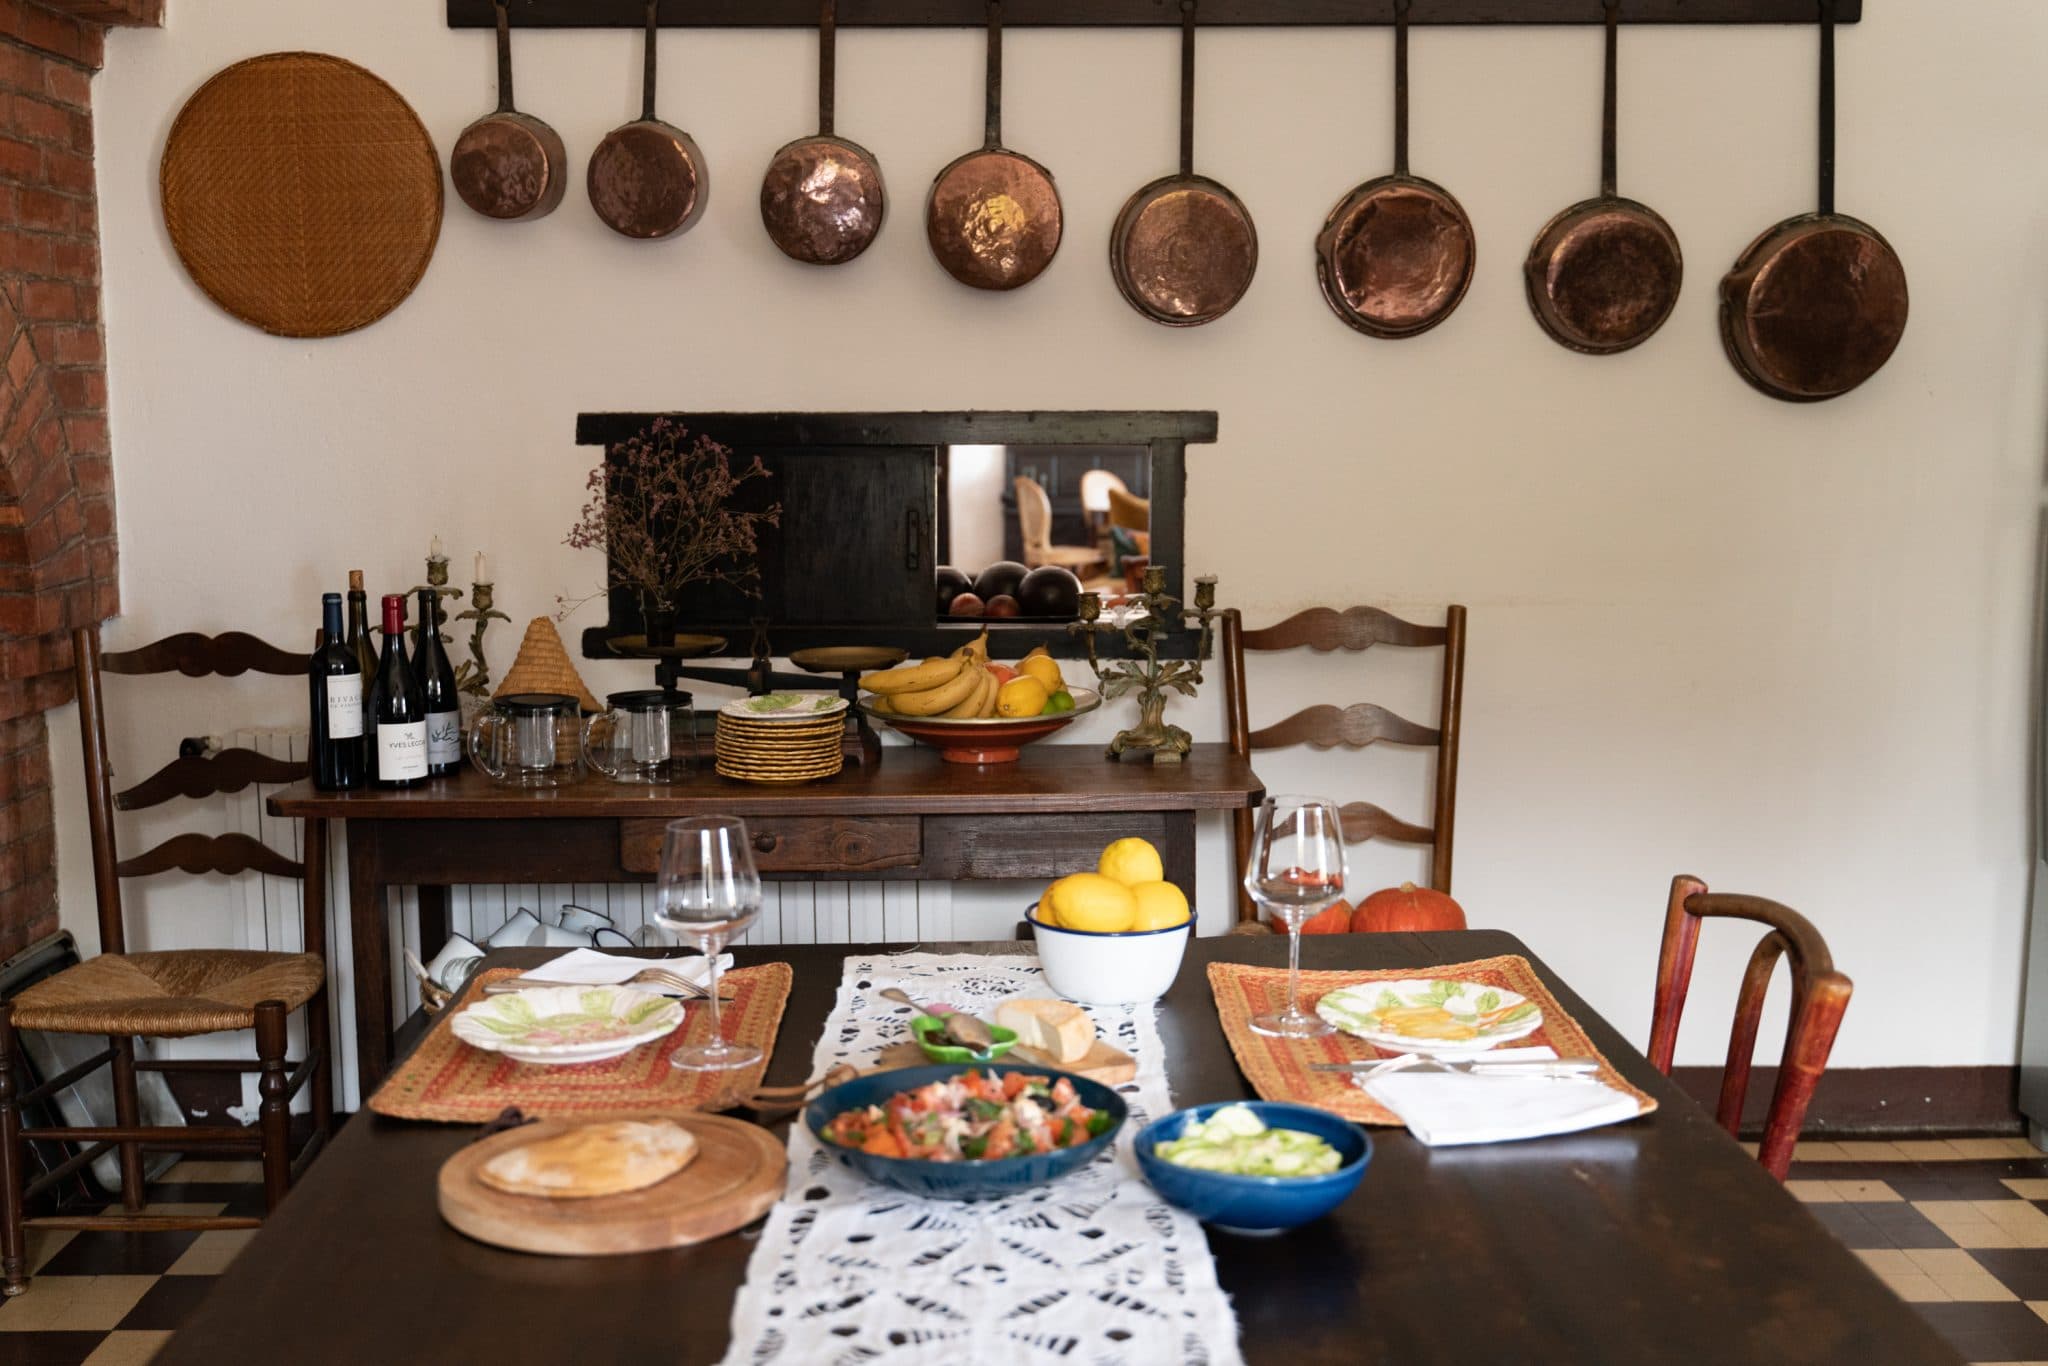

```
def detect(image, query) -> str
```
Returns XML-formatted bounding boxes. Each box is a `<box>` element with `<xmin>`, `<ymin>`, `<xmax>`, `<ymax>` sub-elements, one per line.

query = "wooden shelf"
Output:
<box><xmin>450</xmin><ymin>1</ymin><xmax>1860</xmax><ymax>29</ymax></box>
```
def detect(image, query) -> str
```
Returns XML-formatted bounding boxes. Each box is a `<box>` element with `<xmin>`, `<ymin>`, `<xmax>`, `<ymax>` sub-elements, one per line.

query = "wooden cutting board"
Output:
<box><xmin>438</xmin><ymin>1113</ymin><xmax>785</xmax><ymax>1256</ymax></box>
<box><xmin>872</xmin><ymin>1037</ymin><xmax>1137</xmax><ymax>1086</ymax></box>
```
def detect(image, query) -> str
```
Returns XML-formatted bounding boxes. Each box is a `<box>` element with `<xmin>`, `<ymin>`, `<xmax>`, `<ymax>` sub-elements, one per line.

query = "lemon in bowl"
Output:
<box><xmin>1099</xmin><ymin>837</ymin><xmax>1164</xmax><ymax>887</ymax></box>
<box><xmin>1032</xmin><ymin>859</ymin><xmax>1191</xmax><ymax>1006</ymax></box>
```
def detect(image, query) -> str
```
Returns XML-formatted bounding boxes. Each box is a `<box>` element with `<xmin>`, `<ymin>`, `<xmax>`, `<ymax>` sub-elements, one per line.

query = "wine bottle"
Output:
<box><xmin>415</xmin><ymin>587</ymin><xmax>461</xmax><ymax>777</ymax></box>
<box><xmin>344</xmin><ymin>570</ymin><xmax>377</xmax><ymax>746</ymax></box>
<box><xmin>368</xmin><ymin>593</ymin><xmax>427</xmax><ymax>788</ymax></box>
<box><xmin>309</xmin><ymin>593</ymin><xmax>364</xmax><ymax>791</ymax></box>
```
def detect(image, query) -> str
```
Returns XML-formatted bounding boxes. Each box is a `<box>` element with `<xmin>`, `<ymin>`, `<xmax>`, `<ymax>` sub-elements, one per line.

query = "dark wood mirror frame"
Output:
<box><xmin>573</xmin><ymin>410</ymin><xmax>1215</xmax><ymax>662</ymax></box>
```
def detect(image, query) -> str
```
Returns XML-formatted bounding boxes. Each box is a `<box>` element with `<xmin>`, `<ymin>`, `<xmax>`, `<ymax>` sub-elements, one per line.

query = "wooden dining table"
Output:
<box><xmin>154</xmin><ymin>931</ymin><xmax>1960</xmax><ymax>1366</ymax></box>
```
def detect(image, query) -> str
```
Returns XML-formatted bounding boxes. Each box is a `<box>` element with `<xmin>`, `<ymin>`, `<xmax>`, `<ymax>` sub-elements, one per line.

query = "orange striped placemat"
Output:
<box><xmin>1207</xmin><ymin>955</ymin><xmax>1657</xmax><ymax>1127</ymax></box>
<box><xmin>369</xmin><ymin>963</ymin><xmax>791</xmax><ymax>1123</ymax></box>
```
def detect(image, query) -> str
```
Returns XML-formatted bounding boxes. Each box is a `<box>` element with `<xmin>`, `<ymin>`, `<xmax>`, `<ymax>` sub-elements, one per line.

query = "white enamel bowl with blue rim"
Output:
<box><xmin>1028</xmin><ymin>903</ymin><xmax>1191</xmax><ymax>1006</ymax></box>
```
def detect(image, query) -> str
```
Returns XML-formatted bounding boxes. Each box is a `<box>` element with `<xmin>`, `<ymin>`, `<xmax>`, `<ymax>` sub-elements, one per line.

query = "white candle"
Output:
<box><xmin>430</xmin><ymin>534</ymin><xmax>444</xmax><ymax>559</ymax></box>
<box><xmin>475</xmin><ymin>552</ymin><xmax>488</xmax><ymax>584</ymax></box>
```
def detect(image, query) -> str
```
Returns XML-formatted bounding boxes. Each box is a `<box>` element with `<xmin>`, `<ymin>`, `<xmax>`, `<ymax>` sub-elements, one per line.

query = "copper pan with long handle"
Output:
<box><xmin>588</xmin><ymin>0</ymin><xmax>708</xmax><ymax>241</ymax></box>
<box><xmin>451</xmin><ymin>0</ymin><xmax>568</xmax><ymax>222</ymax></box>
<box><xmin>760</xmin><ymin>0</ymin><xmax>886</xmax><ymax>265</ymax></box>
<box><xmin>1524</xmin><ymin>0</ymin><xmax>1682</xmax><ymax>354</ymax></box>
<box><xmin>1720</xmin><ymin>0</ymin><xmax>1906</xmax><ymax>401</ymax></box>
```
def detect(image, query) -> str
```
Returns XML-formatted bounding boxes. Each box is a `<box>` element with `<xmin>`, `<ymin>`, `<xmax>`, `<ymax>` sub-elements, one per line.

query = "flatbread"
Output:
<box><xmin>478</xmin><ymin>1120</ymin><xmax>698</xmax><ymax>1200</ymax></box>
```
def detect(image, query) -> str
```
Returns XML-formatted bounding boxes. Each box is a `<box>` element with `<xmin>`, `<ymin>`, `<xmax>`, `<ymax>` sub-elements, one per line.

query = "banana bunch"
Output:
<box><xmin>861</xmin><ymin>633</ymin><xmax>999</xmax><ymax>719</ymax></box>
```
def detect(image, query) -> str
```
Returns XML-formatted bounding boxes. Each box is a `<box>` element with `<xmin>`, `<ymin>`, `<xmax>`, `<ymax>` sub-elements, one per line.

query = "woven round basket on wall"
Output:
<box><xmin>160</xmin><ymin>52</ymin><xmax>444</xmax><ymax>339</ymax></box>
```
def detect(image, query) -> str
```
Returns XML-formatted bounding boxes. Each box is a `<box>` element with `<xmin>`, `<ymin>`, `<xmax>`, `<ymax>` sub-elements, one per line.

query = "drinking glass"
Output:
<box><xmin>1245</xmin><ymin>795</ymin><xmax>1346</xmax><ymax>1038</ymax></box>
<box><xmin>654</xmin><ymin>816</ymin><xmax>763</xmax><ymax>1071</ymax></box>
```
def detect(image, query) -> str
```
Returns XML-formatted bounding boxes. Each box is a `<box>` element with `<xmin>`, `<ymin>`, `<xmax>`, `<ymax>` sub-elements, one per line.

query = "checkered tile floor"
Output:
<box><xmin>11</xmin><ymin>1142</ymin><xmax>2048</xmax><ymax>1362</ymax></box>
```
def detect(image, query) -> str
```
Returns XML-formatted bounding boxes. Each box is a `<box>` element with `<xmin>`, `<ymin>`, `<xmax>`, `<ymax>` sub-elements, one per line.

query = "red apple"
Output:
<box><xmin>986</xmin><ymin>594</ymin><xmax>1022</xmax><ymax>618</ymax></box>
<box><xmin>948</xmin><ymin>593</ymin><xmax>985</xmax><ymax>617</ymax></box>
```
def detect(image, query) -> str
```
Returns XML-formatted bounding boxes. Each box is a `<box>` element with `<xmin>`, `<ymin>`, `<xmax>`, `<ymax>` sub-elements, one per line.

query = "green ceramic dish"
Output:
<box><xmin>911</xmin><ymin>1014</ymin><xmax>1018</xmax><ymax>1064</ymax></box>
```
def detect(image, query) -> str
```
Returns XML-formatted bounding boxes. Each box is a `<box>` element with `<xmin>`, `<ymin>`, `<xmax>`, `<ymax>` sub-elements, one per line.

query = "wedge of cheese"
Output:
<box><xmin>479</xmin><ymin>1120</ymin><xmax>697</xmax><ymax>1200</ymax></box>
<box><xmin>996</xmin><ymin>998</ymin><xmax>1096</xmax><ymax>1064</ymax></box>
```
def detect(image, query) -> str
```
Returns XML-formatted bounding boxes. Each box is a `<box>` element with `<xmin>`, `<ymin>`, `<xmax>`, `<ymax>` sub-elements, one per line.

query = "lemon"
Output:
<box><xmin>1018</xmin><ymin>653</ymin><xmax>1063</xmax><ymax>694</ymax></box>
<box><xmin>1035</xmin><ymin>879</ymin><xmax>1068</xmax><ymax>926</ymax></box>
<box><xmin>1046</xmin><ymin>872</ymin><xmax>1138</xmax><ymax>933</ymax></box>
<box><xmin>1130</xmin><ymin>881</ymin><xmax>1191</xmax><ymax>930</ymax></box>
<box><xmin>1098</xmin><ymin>836</ymin><xmax>1164</xmax><ymax>887</ymax></box>
<box><xmin>996</xmin><ymin>675</ymin><xmax>1051</xmax><ymax>718</ymax></box>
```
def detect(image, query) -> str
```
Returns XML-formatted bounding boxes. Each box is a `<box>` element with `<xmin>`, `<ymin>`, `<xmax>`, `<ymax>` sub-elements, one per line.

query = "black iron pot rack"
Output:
<box><xmin>448</xmin><ymin>1</ymin><xmax>1859</xmax><ymax>29</ymax></box>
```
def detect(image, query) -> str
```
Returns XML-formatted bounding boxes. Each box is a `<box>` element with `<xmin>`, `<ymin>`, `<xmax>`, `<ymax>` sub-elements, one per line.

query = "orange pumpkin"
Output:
<box><xmin>1350</xmin><ymin>883</ymin><xmax>1466</xmax><ymax>933</ymax></box>
<box><xmin>1299</xmin><ymin>901</ymin><xmax>1354</xmax><ymax>935</ymax></box>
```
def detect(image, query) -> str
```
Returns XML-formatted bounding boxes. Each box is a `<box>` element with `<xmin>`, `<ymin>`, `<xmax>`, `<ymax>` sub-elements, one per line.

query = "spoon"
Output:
<box><xmin>879</xmin><ymin>987</ymin><xmax>997</xmax><ymax>1052</ymax></box>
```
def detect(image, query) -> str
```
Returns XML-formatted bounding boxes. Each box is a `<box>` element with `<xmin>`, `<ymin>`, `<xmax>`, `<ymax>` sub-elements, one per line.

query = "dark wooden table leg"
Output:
<box><xmin>1161</xmin><ymin>812</ymin><xmax>1198</xmax><ymax>903</ymax></box>
<box><xmin>416</xmin><ymin>885</ymin><xmax>451</xmax><ymax>962</ymax></box>
<box><xmin>346</xmin><ymin>822</ymin><xmax>393</xmax><ymax>1092</ymax></box>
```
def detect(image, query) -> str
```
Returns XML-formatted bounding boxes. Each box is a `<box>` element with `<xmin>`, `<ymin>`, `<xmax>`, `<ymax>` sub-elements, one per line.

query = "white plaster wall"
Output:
<box><xmin>49</xmin><ymin>0</ymin><xmax>2048</xmax><ymax>1067</ymax></box>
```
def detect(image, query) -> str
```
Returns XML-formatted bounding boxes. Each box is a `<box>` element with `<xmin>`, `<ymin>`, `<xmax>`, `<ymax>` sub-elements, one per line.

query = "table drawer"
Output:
<box><xmin>619</xmin><ymin>816</ymin><xmax>922</xmax><ymax>875</ymax></box>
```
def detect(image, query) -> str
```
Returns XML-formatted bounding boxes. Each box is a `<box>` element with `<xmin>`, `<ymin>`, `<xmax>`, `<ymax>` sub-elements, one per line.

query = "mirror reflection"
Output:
<box><xmin>938</xmin><ymin>444</ymin><xmax>1152</xmax><ymax>619</ymax></box>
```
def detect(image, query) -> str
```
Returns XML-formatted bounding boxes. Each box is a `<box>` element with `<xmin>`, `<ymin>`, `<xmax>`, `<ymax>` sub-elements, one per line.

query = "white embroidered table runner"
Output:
<box><xmin>722</xmin><ymin>951</ymin><xmax>1244</xmax><ymax>1365</ymax></box>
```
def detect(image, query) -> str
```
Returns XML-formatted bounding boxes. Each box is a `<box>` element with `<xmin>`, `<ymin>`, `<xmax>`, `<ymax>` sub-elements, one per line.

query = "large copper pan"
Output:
<box><xmin>588</xmin><ymin>0</ymin><xmax>707</xmax><ymax>241</ymax></box>
<box><xmin>1108</xmin><ymin>0</ymin><xmax>1256</xmax><ymax>327</ymax></box>
<box><xmin>1721</xmin><ymin>0</ymin><xmax>1906</xmax><ymax>401</ymax></box>
<box><xmin>926</xmin><ymin>0</ymin><xmax>1062</xmax><ymax>291</ymax></box>
<box><xmin>451</xmin><ymin>0</ymin><xmax>567</xmax><ymax>222</ymax></box>
<box><xmin>1315</xmin><ymin>0</ymin><xmax>1473</xmax><ymax>340</ymax></box>
<box><xmin>760</xmin><ymin>0</ymin><xmax>886</xmax><ymax>265</ymax></box>
<box><xmin>1525</xmin><ymin>0</ymin><xmax>1681</xmax><ymax>354</ymax></box>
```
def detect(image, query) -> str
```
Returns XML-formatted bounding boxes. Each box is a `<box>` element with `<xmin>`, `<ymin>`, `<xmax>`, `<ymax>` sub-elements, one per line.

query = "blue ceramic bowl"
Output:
<box><xmin>805</xmin><ymin>1062</ymin><xmax>1127</xmax><ymax>1201</ymax></box>
<box><xmin>1135</xmin><ymin>1101</ymin><xmax>1371</xmax><ymax>1234</ymax></box>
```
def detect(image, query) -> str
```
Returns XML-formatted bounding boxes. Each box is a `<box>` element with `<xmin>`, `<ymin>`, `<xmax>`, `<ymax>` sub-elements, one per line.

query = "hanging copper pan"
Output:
<box><xmin>451</xmin><ymin>0</ymin><xmax>567</xmax><ymax>222</ymax></box>
<box><xmin>1109</xmin><ymin>0</ymin><xmax>1256</xmax><ymax>327</ymax></box>
<box><xmin>1315</xmin><ymin>0</ymin><xmax>1474</xmax><ymax>339</ymax></box>
<box><xmin>1721</xmin><ymin>0</ymin><xmax>1906</xmax><ymax>401</ymax></box>
<box><xmin>588</xmin><ymin>0</ymin><xmax>707</xmax><ymax>240</ymax></box>
<box><xmin>760</xmin><ymin>0</ymin><xmax>886</xmax><ymax>265</ymax></box>
<box><xmin>927</xmin><ymin>0</ymin><xmax>1062</xmax><ymax>291</ymax></box>
<box><xmin>1525</xmin><ymin>0</ymin><xmax>1681</xmax><ymax>354</ymax></box>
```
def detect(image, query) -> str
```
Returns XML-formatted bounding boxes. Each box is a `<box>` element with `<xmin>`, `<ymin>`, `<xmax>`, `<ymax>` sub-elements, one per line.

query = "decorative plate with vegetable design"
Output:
<box><xmin>451</xmin><ymin>986</ymin><xmax>685</xmax><ymax>1065</ymax></box>
<box><xmin>719</xmin><ymin>691</ymin><xmax>848</xmax><ymax>720</ymax></box>
<box><xmin>1314</xmin><ymin>980</ymin><xmax>1543</xmax><ymax>1054</ymax></box>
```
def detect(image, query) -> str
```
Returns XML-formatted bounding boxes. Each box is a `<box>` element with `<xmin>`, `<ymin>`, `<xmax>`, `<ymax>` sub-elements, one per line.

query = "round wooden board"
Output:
<box><xmin>437</xmin><ymin>1113</ymin><xmax>786</xmax><ymax>1256</ymax></box>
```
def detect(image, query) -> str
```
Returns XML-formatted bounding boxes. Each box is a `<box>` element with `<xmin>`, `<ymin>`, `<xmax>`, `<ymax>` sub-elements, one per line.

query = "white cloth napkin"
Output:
<box><xmin>512</xmin><ymin>947</ymin><xmax>732</xmax><ymax>997</ymax></box>
<box><xmin>1361</xmin><ymin>1045</ymin><xmax>1645</xmax><ymax>1147</ymax></box>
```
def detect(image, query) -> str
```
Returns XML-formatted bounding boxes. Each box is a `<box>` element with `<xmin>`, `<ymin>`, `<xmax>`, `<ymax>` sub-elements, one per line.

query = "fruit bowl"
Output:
<box><xmin>1029</xmin><ymin>902</ymin><xmax>1191</xmax><ymax>1005</ymax></box>
<box><xmin>859</xmin><ymin>687</ymin><xmax>1100</xmax><ymax>765</ymax></box>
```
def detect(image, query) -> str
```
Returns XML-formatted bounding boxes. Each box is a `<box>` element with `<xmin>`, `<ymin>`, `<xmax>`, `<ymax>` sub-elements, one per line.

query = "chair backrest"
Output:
<box><xmin>1222</xmin><ymin>604</ymin><xmax>1466</xmax><ymax>919</ymax></box>
<box><xmin>1647</xmin><ymin>875</ymin><xmax>1853</xmax><ymax>1181</ymax></box>
<box><xmin>1107</xmin><ymin>485</ymin><xmax>1150</xmax><ymax>533</ymax></box>
<box><xmin>1078</xmin><ymin>468</ymin><xmax>1128</xmax><ymax>515</ymax></box>
<box><xmin>1013</xmin><ymin>475</ymin><xmax>1054</xmax><ymax>561</ymax></box>
<box><xmin>75</xmin><ymin>625</ymin><xmax>315</xmax><ymax>957</ymax></box>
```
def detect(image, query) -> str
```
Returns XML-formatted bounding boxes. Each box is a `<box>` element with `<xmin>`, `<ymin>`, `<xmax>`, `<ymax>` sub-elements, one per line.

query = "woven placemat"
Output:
<box><xmin>369</xmin><ymin>962</ymin><xmax>791</xmax><ymax>1123</ymax></box>
<box><xmin>161</xmin><ymin>52</ymin><xmax>442</xmax><ymax>338</ymax></box>
<box><xmin>1207</xmin><ymin>955</ymin><xmax>1658</xmax><ymax>1127</ymax></box>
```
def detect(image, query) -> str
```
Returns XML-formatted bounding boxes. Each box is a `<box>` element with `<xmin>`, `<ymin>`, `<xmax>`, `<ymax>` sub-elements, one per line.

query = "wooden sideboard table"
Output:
<box><xmin>269</xmin><ymin>743</ymin><xmax>1262</xmax><ymax>1089</ymax></box>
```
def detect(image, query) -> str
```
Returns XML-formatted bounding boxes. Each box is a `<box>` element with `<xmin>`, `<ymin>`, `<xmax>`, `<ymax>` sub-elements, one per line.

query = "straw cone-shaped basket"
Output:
<box><xmin>495</xmin><ymin>618</ymin><xmax>601</xmax><ymax>713</ymax></box>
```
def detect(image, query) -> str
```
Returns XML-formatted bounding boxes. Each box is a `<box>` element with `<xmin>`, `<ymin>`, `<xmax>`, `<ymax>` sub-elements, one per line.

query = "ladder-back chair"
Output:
<box><xmin>1222</xmin><ymin>605</ymin><xmax>1467</xmax><ymax>925</ymax></box>
<box><xmin>1648</xmin><ymin>874</ymin><xmax>1853</xmax><ymax>1181</ymax></box>
<box><xmin>0</xmin><ymin>626</ymin><xmax>332</xmax><ymax>1295</ymax></box>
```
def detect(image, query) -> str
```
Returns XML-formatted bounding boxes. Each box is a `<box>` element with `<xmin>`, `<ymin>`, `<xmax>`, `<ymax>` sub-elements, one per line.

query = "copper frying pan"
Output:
<box><xmin>926</xmin><ymin>0</ymin><xmax>1062</xmax><ymax>291</ymax></box>
<box><xmin>1525</xmin><ymin>0</ymin><xmax>1681</xmax><ymax>354</ymax></box>
<box><xmin>760</xmin><ymin>0</ymin><xmax>886</xmax><ymax>265</ymax></box>
<box><xmin>1721</xmin><ymin>0</ymin><xmax>1907</xmax><ymax>401</ymax></box>
<box><xmin>588</xmin><ymin>0</ymin><xmax>708</xmax><ymax>241</ymax></box>
<box><xmin>1109</xmin><ymin>0</ymin><xmax>1257</xmax><ymax>327</ymax></box>
<box><xmin>451</xmin><ymin>0</ymin><xmax>567</xmax><ymax>222</ymax></box>
<box><xmin>1315</xmin><ymin>0</ymin><xmax>1474</xmax><ymax>339</ymax></box>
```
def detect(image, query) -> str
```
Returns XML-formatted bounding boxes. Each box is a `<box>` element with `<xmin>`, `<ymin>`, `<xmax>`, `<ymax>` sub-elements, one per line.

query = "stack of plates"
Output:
<box><xmin>714</xmin><ymin>692</ymin><xmax>848</xmax><ymax>784</ymax></box>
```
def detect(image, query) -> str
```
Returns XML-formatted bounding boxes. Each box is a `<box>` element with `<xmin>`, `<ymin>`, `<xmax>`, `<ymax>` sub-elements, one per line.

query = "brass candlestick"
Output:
<box><xmin>1070</xmin><ymin>568</ymin><xmax>1220</xmax><ymax>763</ymax></box>
<box><xmin>409</xmin><ymin>552</ymin><xmax>464</xmax><ymax>648</ymax></box>
<box><xmin>454</xmin><ymin>581</ymin><xmax>509</xmax><ymax>698</ymax></box>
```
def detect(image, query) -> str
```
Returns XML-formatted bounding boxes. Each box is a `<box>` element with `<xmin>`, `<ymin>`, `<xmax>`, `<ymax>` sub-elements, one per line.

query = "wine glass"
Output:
<box><xmin>1245</xmin><ymin>795</ymin><xmax>1346</xmax><ymax>1038</ymax></box>
<box><xmin>654</xmin><ymin>816</ymin><xmax>763</xmax><ymax>1072</ymax></box>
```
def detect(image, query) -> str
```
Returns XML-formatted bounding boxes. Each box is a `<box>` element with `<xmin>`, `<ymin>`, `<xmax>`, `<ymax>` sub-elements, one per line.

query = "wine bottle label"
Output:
<box><xmin>376</xmin><ymin>721</ymin><xmax>428</xmax><ymax>780</ymax></box>
<box><xmin>426</xmin><ymin>709</ymin><xmax>462</xmax><ymax>766</ymax></box>
<box><xmin>325</xmin><ymin>675</ymin><xmax>364</xmax><ymax>739</ymax></box>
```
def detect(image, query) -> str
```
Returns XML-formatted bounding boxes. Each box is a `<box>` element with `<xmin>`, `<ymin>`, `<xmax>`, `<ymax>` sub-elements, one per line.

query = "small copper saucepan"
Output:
<box><xmin>1525</xmin><ymin>0</ymin><xmax>1682</xmax><ymax>354</ymax></box>
<box><xmin>926</xmin><ymin>0</ymin><xmax>1062</xmax><ymax>291</ymax></box>
<box><xmin>760</xmin><ymin>0</ymin><xmax>886</xmax><ymax>265</ymax></box>
<box><xmin>1316</xmin><ymin>0</ymin><xmax>1475</xmax><ymax>339</ymax></box>
<box><xmin>451</xmin><ymin>0</ymin><xmax>567</xmax><ymax>222</ymax></box>
<box><xmin>588</xmin><ymin>0</ymin><xmax>708</xmax><ymax>241</ymax></box>
<box><xmin>1109</xmin><ymin>0</ymin><xmax>1257</xmax><ymax>327</ymax></box>
<box><xmin>1721</xmin><ymin>0</ymin><xmax>1907</xmax><ymax>402</ymax></box>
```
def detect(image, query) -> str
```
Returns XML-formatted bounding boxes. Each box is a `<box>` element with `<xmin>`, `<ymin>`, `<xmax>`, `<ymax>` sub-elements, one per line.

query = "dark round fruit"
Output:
<box><xmin>972</xmin><ymin>559</ymin><xmax>1029</xmax><ymax>603</ymax></box>
<box><xmin>1016</xmin><ymin>565</ymin><xmax>1083</xmax><ymax>618</ymax></box>
<box><xmin>936</xmin><ymin>566</ymin><xmax>972</xmax><ymax>613</ymax></box>
<box><xmin>985</xmin><ymin>594</ymin><xmax>1022</xmax><ymax>618</ymax></box>
<box><xmin>948</xmin><ymin>593</ymin><xmax>985</xmax><ymax>617</ymax></box>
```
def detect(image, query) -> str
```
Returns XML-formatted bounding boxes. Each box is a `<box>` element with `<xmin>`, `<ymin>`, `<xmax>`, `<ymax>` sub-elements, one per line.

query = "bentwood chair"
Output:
<box><xmin>1013</xmin><ymin>476</ymin><xmax>1106</xmax><ymax>577</ymax></box>
<box><xmin>0</xmin><ymin>626</ymin><xmax>333</xmax><ymax>1294</ymax></box>
<box><xmin>1222</xmin><ymin>605</ymin><xmax>1467</xmax><ymax>926</ymax></box>
<box><xmin>1648</xmin><ymin>875</ymin><xmax>1853</xmax><ymax>1181</ymax></box>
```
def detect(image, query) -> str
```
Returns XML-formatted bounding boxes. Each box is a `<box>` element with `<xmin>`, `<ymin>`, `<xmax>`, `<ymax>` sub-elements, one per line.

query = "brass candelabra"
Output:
<box><xmin>1070</xmin><ymin>567</ymin><xmax>1219</xmax><ymax>763</ymax></box>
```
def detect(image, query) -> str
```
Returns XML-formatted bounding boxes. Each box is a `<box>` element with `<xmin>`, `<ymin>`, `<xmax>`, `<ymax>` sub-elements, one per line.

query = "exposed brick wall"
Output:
<box><xmin>0</xmin><ymin>0</ymin><xmax>155</xmax><ymax>960</ymax></box>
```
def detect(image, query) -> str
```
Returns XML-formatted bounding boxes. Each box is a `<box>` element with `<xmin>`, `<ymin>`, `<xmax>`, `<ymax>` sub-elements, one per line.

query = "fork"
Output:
<box><xmin>1311</xmin><ymin>1053</ymin><xmax>1600</xmax><ymax>1081</ymax></box>
<box><xmin>481</xmin><ymin>966</ymin><xmax>735</xmax><ymax>999</ymax></box>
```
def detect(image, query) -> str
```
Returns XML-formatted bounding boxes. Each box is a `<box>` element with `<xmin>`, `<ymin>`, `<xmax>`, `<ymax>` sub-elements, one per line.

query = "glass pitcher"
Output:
<box><xmin>584</xmin><ymin>689</ymin><xmax>697</xmax><ymax>784</ymax></box>
<box><xmin>468</xmin><ymin>693</ymin><xmax>584</xmax><ymax>788</ymax></box>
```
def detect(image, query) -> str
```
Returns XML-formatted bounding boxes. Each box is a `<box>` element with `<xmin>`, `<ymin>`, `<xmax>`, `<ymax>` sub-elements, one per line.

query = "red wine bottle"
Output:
<box><xmin>368</xmin><ymin>594</ymin><xmax>427</xmax><ymax>787</ymax></box>
<box><xmin>415</xmin><ymin>587</ymin><xmax>461</xmax><ymax>777</ymax></box>
<box><xmin>344</xmin><ymin>569</ymin><xmax>377</xmax><ymax>742</ymax></box>
<box><xmin>309</xmin><ymin>593</ymin><xmax>364</xmax><ymax>791</ymax></box>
